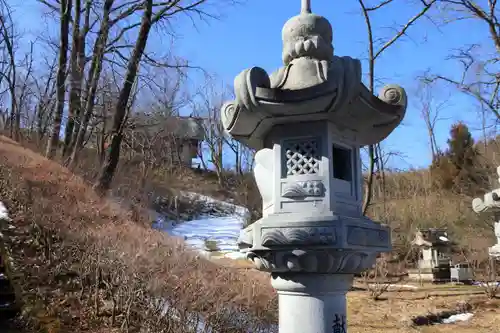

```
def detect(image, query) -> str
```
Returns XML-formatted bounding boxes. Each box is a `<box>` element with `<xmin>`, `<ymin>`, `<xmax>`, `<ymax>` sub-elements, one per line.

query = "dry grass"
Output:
<box><xmin>347</xmin><ymin>291</ymin><xmax>500</xmax><ymax>333</ymax></box>
<box><xmin>367</xmin><ymin>167</ymin><xmax>495</xmax><ymax>262</ymax></box>
<box><xmin>0</xmin><ymin>136</ymin><xmax>276</xmax><ymax>332</ymax></box>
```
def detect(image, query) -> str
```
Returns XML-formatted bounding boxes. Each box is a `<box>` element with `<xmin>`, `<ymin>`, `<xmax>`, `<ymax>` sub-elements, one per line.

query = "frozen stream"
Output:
<box><xmin>152</xmin><ymin>192</ymin><xmax>249</xmax><ymax>258</ymax></box>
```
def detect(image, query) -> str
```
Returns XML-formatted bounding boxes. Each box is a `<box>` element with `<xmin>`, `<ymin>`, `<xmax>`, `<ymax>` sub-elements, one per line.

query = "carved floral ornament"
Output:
<box><xmin>282</xmin><ymin>181</ymin><xmax>324</xmax><ymax>198</ymax></box>
<box><xmin>237</xmin><ymin>224</ymin><xmax>390</xmax><ymax>274</ymax></box>
<box><xmin>247</xmin><ymin>248</ymin><xmax>378</xmax><ymax>274</ymax></box>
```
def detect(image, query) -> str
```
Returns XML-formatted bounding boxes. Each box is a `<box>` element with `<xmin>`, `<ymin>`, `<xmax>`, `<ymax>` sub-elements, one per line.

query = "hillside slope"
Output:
<box><xmin>367</xmin><ymin>170</ymin><xmax>495</xmax><ymax>262</ymax></box>
<box><xmin>0</xmin><ymin>136</ymin><xmax>276</xmax><ymax>332</ymax></box>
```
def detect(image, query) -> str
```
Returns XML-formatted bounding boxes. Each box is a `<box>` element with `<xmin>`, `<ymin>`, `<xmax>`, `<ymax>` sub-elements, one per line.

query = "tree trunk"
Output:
<box><xmin>98</xmin><ymin>106</ymin><xmax>108</xmax><ymax>165</ymax></box>
<box><xmin>46</xmin><ymin>0</ymin><xmax>73</xmax><ymax>159</ymax></box>
<box><xmin>216</xmin><ymin>137</ymin><xmax>224</xmax><ymax>185</ymax></box>
<box><xmin>68</xmin><ymin>0</ymin><xmax>114</xmax><ymax>169</ymax></box>
<box><xmin>94</xmin><ymin>0</ymin><xmax>153</xmax><ymax>195</ymax></box>
<box><xmin>235</xmin><ymin>143</ymin><xmax>241</xmax><ymax>175</ymax></box>
<box><xmin>62</xmin><ymin>0</ymin><xmax>81</xmax><ymax>157</ymax></box>
<box><xmin>36</xmin><ymin>103</ymin><xmax>45</xmax><ymax>143</ymax></box>
<box><xmin>68</xmin><ymin>0</ymin><xmax>91</xmax><ymax>156</ymax></box>
<box><xmin>8</xmin><ymin>73</ymin><xmax>17</xmax><ymax>140</ymax></box>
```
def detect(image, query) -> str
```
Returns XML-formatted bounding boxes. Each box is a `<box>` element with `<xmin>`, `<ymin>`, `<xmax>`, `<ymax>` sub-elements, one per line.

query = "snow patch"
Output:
<box><xmin>0</xmin><ymin>202</ymin><xmax>11</xmax><ymax>221</ymax></box>
<box><xmin>367</xmin><ymin>284</ymin><xmax>419</xmax><ymax>291</ymax></box>
<box><xmin>154</xmin><ymin>192</ymin><xmax>249</xmax><ymax>257</ymax></box>
<box><xmin>474</xmin><ymin>281</ymin><xmax>500</xmax><ymax>288</ymax></box>
<box><xmin>441</xmin><ymin>312</ymin><xmax>474</xmax><ymax>324</ymax></box>
<box><xmin>223</xmin><ymin>251</ymin><xmax>248</xmax><ymax>260</ymax></box>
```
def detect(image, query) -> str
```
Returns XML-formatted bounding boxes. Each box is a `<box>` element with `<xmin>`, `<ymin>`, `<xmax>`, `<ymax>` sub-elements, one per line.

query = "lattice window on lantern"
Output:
<box><xmin>283</xmin><ymin>138</ymin><xmax>321</xmax><ymax>176</ymax></box>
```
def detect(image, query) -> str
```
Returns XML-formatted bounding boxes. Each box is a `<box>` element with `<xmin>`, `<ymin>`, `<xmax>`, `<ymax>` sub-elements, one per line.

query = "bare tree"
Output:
<box><xmin>361</xmin><ymin>256</ymin><xmax>403</xmax><ymax>300</ymax></box>
<box><xmin>226</xmin><ymin>138</ymin><xmax>243</xmax><ymax>175</ymax></box>
<box><xmin>62</xmin><ymin>0</ymin><xmax>83</xmax><ymax>157</ymax></box>
<box><xmin>357</xmin><ymin>0</ymin><xmax>437</xmax><ymax>214</ymax></box>
<box><xmin>192</xmin><ymin>77</ymin><xmax>229</xmax><ymax>186</ymax></box>
<box><xmin>122</xmin><ymin>112</ymin><xmax>177</xmax><ymax>188</ymax></box>
<box><xmin>240</xmin><ymin>144</ymin><xmax>255</xmax><ymax>173</ymax></box>
<box><xmin>94</xmin><ymin>0</ymin><xmax>237</xmax><ymax>194</ymax></box>
<box><xmin>0</xmin><ymin>0</ymin><xmax>19</xmax><ymax>139</ymax></box>
<box><xmin>93</xmin><ymin>0</ymin><xmax>154</xmax><ymax>194</ymax></box>
<box><xmin>416</xmin><ymin>81</ymin><xmax>449</xmax><ymax>161</ymax></box>
<box><xmin>136</xmin><ymin>65</ymin><xmax>191</xmax><ymax>167</ymax></box>
<box><xmin>67</xmin><ymin>0</ymin><xmax>178</xmax><ymax>167</ymax></box>
<box><xmin>68</xmin><ymin>0</ymin><xmax>115</xmax><ymax>168</ymax></box>
<box><xmin>67</xmin><ymin>0</ymin><xmax>92</xmax><ymax>155</ymax></box>
<box><xmin>85</xmin><ymin>73</ymin><xmax>118</xmax><ymax>164</ymax></box>
<box><xmin>16</xmin><ymin>42</ymin><xmax>36</xmax><ymax>132</ymax></box>
<box><xmin>45</xmin><ymin>0</ymin><xmax>73</xmax><ymax>159</ymax></box>
<box><xmin>422</xmin><ymin>1</ymin><xmax>499</xmax><ymax>132</ymax></box>
<box><xmin>32</xmin><ymin>58</ymin><xmax>58</xmax><ymax>143</ymax></box>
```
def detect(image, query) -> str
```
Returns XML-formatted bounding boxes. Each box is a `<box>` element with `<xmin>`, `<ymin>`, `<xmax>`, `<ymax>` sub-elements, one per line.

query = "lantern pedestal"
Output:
<box><xmin>272</xmin><ymin>274</ymin><xmax>351</xmax><ymax>333</ymax></box>
<box><xmin>239</xmin><ymin>213</ymin><xmax>389</xmax><ymax>333</ymax></box>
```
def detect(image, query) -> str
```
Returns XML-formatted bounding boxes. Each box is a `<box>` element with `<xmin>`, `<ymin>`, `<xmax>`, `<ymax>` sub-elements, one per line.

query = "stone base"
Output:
<box><xmin>199</xmin><ymin>250</ymin><xmax>214</xmax><ymax>260</ymax></box>
<box><xmin>271</xmin><ymin>273</ymin><xmax>353</xmax><ymax>333</ymax></box>
<box><xmin>408</xmin><ymin>270</ymin><xmax>434</xmax><ymax>282</ymax></box>
<box><xmin>408</xmin><ymin>267</ymin><xmax>450</xmax><ymax>283</ymax></box>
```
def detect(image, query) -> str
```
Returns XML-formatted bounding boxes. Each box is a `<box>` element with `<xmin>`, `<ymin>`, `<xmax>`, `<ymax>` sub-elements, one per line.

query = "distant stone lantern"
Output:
<box><xmin>472</xmin><ymin>166</ymin><xmax>500</xmax><ymax>259</ymax></box>
<box><xmin>220</xmin><ymin>1</ymin><xmax>407</xmax><ymax>332</ymax></box>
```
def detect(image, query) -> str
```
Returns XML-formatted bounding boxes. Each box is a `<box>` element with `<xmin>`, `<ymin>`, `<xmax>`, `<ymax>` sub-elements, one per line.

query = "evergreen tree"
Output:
<box><xmin>447</xmin><ymin>122</ymin><xmax>475</xmax><ymax>172</ymax></box>
<box><xmin>431</xmin><ymin>122</ymin><xmax>479</xmax><ymax>194</ymax></box>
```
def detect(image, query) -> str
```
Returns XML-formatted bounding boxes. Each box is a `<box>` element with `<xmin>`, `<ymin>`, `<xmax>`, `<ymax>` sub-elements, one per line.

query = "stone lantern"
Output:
<box><xmin>220</xmin><ymin>1</ymin><xmax>407</xmax><ymax>332</ymax></box>
<box><xmin>409</xmin><ymin>229</ymin><xmax>452</xmax><ymax>283</ymax></box>
<box><xmin>472</xmin><ymin>166</ymin><xmax>500</xmax><ymax>259</ymax></box>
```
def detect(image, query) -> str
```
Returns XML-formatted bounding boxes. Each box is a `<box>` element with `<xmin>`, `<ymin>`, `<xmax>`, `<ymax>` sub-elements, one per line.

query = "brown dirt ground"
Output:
<box><xmin>348</xmin><ymin>291</ymin><xmax>499</xmax><ymax>332</ymax></box>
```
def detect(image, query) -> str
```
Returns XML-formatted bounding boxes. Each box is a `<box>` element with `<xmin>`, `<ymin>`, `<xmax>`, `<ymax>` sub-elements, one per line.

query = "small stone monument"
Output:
<box><xmin>200</xmin><ymin>238</ymin><xmax>220</xmax><ymax>259</ymax></box>
<box><xmin>472</xmin><ymin>166</ymin><xmax>500</xmax><ymax>259</ymax></box>
<box><xmin>220</xmin><ymin>1</ymin><xmax>407</xmax><ymax>332</ymax></box>
<box><xmin>408</xmin><ymin>229</ymin><xmax>452</xmax><ymax>283</ymax></box>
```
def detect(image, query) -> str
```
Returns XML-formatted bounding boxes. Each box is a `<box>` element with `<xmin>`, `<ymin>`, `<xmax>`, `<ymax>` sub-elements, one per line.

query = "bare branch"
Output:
<box><xmin>366</xmin><ymin>0</ymin><xmax>393</xmax><ymax>11</ymax></box>
<box><xmin>374</xmin><ymin>0</ymin><xmax>437</xmax><ymax>60</ymax></box>
<box><xmin>357</xmin><ymin>0</ymin><xmax>436</xmax><ymax>215</ymax></box>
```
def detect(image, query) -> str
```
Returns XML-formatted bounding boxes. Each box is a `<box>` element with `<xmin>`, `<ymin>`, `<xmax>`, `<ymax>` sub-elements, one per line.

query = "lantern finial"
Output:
<box><xmin>301</xmin><ymin>0</ymin><xmax>311</xmax><ymax>13</ymax></box>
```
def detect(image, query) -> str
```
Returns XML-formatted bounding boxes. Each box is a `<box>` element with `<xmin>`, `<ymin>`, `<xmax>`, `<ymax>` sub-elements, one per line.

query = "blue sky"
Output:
<box><xmin>9</xmin><ymin>0</ymin><xmax>493</xmax><ymax>170</ymax></box>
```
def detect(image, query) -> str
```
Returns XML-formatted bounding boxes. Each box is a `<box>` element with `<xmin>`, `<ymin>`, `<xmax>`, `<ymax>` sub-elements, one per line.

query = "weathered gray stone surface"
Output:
<box><xmin>271</xmin><ymin>274</ymin><xmax>351</xmax><ymax>333</ymax></box>
<box><xmin>221</xmin><ymin>0</ymin><xmax>406</xmax><ymax>331</ymax></box>
<box><xmin>472</xmin><ymin>166</ymin><xmax>500</xmax><ymax>258</ymax></box>
<box><xmin>492</xmin><ymin>225</ymin><xmax>500</xmax><ymax>257</ymax></box>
